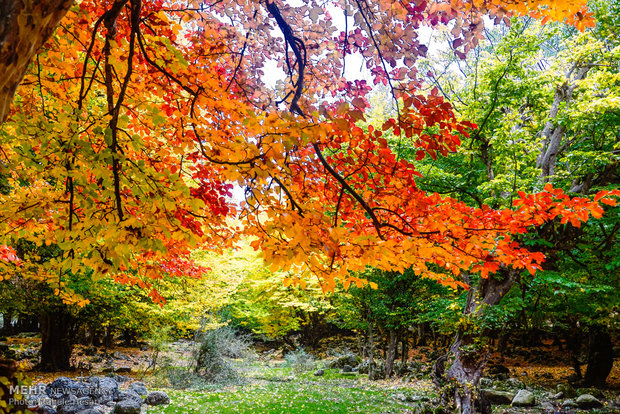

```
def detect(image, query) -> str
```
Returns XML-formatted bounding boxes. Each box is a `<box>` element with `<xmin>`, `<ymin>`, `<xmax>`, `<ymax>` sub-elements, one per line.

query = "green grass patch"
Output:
<box><xmin>144</xmin><ymin>363</ymin><xmax>430</xmax><ymax>413</ymax></box>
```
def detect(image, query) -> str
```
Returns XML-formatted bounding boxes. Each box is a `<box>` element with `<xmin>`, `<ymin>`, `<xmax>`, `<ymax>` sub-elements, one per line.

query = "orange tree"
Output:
<box><xmin>0</xmin><ymin>0</ymin><xmax>617</xmax><ymax>412</ymax></box>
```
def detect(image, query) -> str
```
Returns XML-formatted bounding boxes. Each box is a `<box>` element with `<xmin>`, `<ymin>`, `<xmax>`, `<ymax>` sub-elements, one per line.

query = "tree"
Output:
<box><xmin>0</xmin><ymin>0</ymin><xmax>616</xmax><ymax>412</ymax></box>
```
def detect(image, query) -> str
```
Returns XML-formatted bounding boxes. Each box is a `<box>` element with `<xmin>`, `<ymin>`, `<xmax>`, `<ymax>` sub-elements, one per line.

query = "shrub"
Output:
<box><xmin>284</xmin><ymin>347</ymin><xmax>315</xmax><ymax>372</ymax></box>
<box><xmin>192</xmin><ymin>326</ymin><xmax>251</xmax><ymax>384</ymax></box>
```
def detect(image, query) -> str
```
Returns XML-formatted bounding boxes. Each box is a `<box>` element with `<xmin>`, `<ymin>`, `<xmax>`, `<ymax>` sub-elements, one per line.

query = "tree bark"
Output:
<box><xmin>39</xmin><ymin>309</ymin><xmax>75</xmax><ymax>371</ymax></box>
<box><xmin>0</xmin><ymin>0</ymin><xmax>74</xmax><ymax>123</ymax></box>
<box><xmin>433</xmin><ymin>270</ymin><xmax>519</xmax><ymax>414</ymax></box>
<box><xmin>384</xmin><ymin>329</ymin><xmax>398</xmax><ymax>378</ymax></box>
<box><xmin>584</xmin><ymin>327</ymin><xmax>613</xmax><ymax>387</ymax></box>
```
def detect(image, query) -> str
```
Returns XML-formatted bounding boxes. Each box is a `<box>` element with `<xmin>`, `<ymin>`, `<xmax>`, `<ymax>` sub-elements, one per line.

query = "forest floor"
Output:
<box><xmin>5</xmin><ymin>334</ymin><xmax>620</xmax><ymax>413</ymax></box>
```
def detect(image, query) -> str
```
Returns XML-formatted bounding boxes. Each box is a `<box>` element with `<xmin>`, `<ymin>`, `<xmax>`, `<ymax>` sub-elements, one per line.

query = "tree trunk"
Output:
<box><xmin>0</xmin><ymin>0</ymin><xmax>75</xmax><ymax>123</ymax></box>
<box><xmin>367</xmin><ymin>320</ymin><xmax>376</xmax><ymax>380</ymax></box>
<box><xmin>39</xmin><ymin>309</ymin><xmax>75</xmax><ymax>371</ymax></box>
<box><xmin>433</xmin><ymin>270</ymin><xmax>519</xmax><ymax>414</ymax></box>
<box><xmin>384</xmin><ymin>329</ymin><xmax>398</xmax><ymax>378</ymax></box>
<box><xmin>584</xmin><ymin>327</ymin><xmax>613</xmax><ymax>387</ymax></box>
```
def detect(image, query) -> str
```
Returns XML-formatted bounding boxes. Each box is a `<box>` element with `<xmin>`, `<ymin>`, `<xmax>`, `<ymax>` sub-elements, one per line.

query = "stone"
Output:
<box><xmin>575</xmin><ymin>394</ymin><xmax>603</xmax><ymax>409</ymax></box>
<box><xmin>57</xmin><ymin>396</ymin><xmax>93</xmax><ymax>414</ymax></box>
<box><xmin>511</xmin><ymin>389</ymin><xmax>535</xmax><ymax>407</ymax></box>
<box><xmin>35</xmin><ymin>406</ymin><xmax>57</xmax><ymax>414</ymax></box>
<box><xmin>313</xmin><ymin>369</ymin><xmax>325</xmax><ymax>376</ymax></box>
<box><xmin>504</xmin><ymin>378</ymin><xmax>524</xmax><ymax>390</ymax></box>
<box><xmin>145</xmin><ymin>391</ymin><xmax>170</xmax><ymax>406</ymax></box>
<box><xmin>342</xmin><ymin>364</ymin><xmax>353</xmax><ymax>372</ymax></box>
<box><xmin>128</xmin><ymin>382</ymin><xmax>148</xmax><ymax>396</ymax></box>
<box><xmin>115</xmin><ymin>367</ymin><xmax>131</xmax><ymax>373</ymax></box>
<box><xmin>116</xmin><ymin>390</ymin><xmax>143</xmax><ymax>405</ymax></box>
<box><xmin>556</xmin><ymin>383</ymin><xmax>576</xmax><ymax>398</ymax></box>
<box><xmin>561</xmin><ymin>399</ymin><xmax>577</xmax><ymax>408</ymax></box>
<box><xmin>479</xmin><ymin>377</ymin><xmax>493</xmax><ymax>388</ymax></box>
<box><xmin>88</xmin><ymin>376</ymin><xmax>119</xmax><ymax>404</ymax></box>
<box><xmin>552</xmin><ymin>391</ymin><xmax>563</xmax><ymax>399</ymax></box>
<box><xmin>113</xmin><ymin>399</ymin><xmax>141</xmax><ymax>414</ymax></box>
<box><xmin>481</xmin><ymin>389</ymin><xmax>515</xmax><ymax>405</ymax></box>
<box><xmin>46</xmin><ymin>377</ymin><xmax>90</xmax><ymax>399</ymax></box>
<box><xmin>540</xmin><ymin>402</ymin><xmax>556</xmax><ymax>413</ymax></box>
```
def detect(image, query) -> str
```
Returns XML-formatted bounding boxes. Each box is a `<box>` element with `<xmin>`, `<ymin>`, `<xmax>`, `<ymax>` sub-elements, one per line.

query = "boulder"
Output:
<box><xmin>551</xmin><ymin>391</ymin><xmax>563</xmax><ymax>400</ymax></box>
<box><xmin>540</xmin><ymin>402</ymin><xmax>557</xmax><ymax>413</ymax></box>
<box><xmin>116</xmin><ymin>390</ymin><xmax>143</xmax><ymax>405</ymax></box>
<box><xmin>57</xmin><ymin>396</ymin><xmax>93</xmax><ymax>414</ymax></box>
<box><xmin>88</xmin><ymin>376</ymin><xmax>119</xmax><ymax>404</ymax></box>
<box><xmin>145</xmin><ymin>391</ymin><xmax>170</xmax><ymax>406</ymax></box>
<box><xmin>113</xmin><ymin>399</ymin><xmax>141</xmax><ymax>414</ymax></box>
<box><xmin>511</xmin><ymin>389</ymin><xmax>535</xmax><ymax>407</ymax></box>
<box><xmin>128</xmin><ymin>382</ymin><xmax>147</xmax><ymax>396</ymax></box>
<box><xmin>575</xmin><ymin>394</ymin><xmax>603</xmax><ymax>409</ymax></box>
<box><xmin>46</xmin><ymin>377</ymin><xmax>90</xmax><ymax>399</ymax></box>
<box><xmin>313</xmin><ymin>369</ymin><xmax>325</xmax><ymax>376</ymax></box>
<box><xmin>556</xmin><ymin>383</ymin><xmax>576</xmax><ymax>398</ymax></box>
<box><xmin>328</xmin><ymin>353</ymin><xmax>360</xmax><ymax>369</ymax></box>
<box><xmin>504</xmin><ymin>378</ymin><xmax>524</xmax><ymax>390</ymax></box>
<box><xmin>342</xmin><ymin>364</ymin><xmax>353</xmax><ymax>373</ymax></box>
<box><xmin>481</xmin><ymin>389</ymin><xmax>515</xmax><ymax>405</ymax></box>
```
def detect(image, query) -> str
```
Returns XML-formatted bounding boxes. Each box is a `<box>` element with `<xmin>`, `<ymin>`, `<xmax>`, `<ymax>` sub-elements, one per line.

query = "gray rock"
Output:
<box><xmin>128</xmin><ymin>382</ymin><xmax>147</xmax><ymax>396</ymax></box>
<box><xmin>540</xmin><ymin>402</ymin><xmax>557</xmax><ymax>413</ymax></box>
<box><xmin>481</xmin><ymin>389</ymin><xmax>515</xmax><ymax>405</ymax></box>
<box><xmin>556</xmin><ymin>383</ymin><xmax>576</xmax><ymax>398</ymax></box>
<box><xmin>479</xmin><ymin>377</ymin><xmax>493</xmax><ymax>388</ymax></box>
<box><xmin>116</xmin><ymin>390</ymin><xmax>143</xmax><ymax>405</ymax></box>
<box><xmin>314</xmin><ymin>369</ymin><xmax>325</xmax><ymax>376</ymax></box>
<box><xmin>57</xmin><ymin>396</ymin><xmax>93</xmax><ymax>414</ymax></box>
<box><xmin>46</xmin><ymin>377</ymin><xmax>90</xmax><ymax>399</ymax></box>
<box><xmin>77</xmin><ymin>409</ymin><xmax>105</xmax><ymax>414</ymax></box>
<box><xmin>504</xmin><ymin>378</ymin><xmax>524</xmax><ymax>390</ymax></box>
<box><xmin>328</xmin><ymin>353</ymin><xmax>360</xmax><ymax>369</ymax></box>
<box><xmin>552</xmin><ymin>391</ymin><xmax>563</xmax><ymax>399</ymax></box>
<box><xmin>88</xmin><ymin>376</ymin><xmax>119</xmax><ymax>404</ymax></box>
<box><xmin>34</xmin><ymin>406</ymin><xmax>57</xmax><ymax>414</ymax></box>
<box><xmin>145</xmin><ymin>391</ymin><xmax>170</xmax><ymax>406</ymax></box>
<box><xmin>342</xmin><ymin>364</ymin><xmax>353</xmax><ymax>373</ymax></box>
<box><xmin>561</xmin><ymin>399</ymin><xmax>578</xmax><ymax>408</ymax></box>
<box><xmin>114</xmin><ymin>399</ymin><xmax>141</xmax><ymax>414</ymax></box>
<box><xmin>511</xmin><ymin>389</ymin><xmax>535</xmax><ymax>407</ymax></box>
<box><xmin>576</xmin><ymin>394</ymin><xmax>603</xmax><ymax>409</ymax></box>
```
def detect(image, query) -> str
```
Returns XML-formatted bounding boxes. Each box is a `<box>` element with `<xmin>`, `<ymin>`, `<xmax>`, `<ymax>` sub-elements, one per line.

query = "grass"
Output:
<box><xmin>144</xmin><ymin>360</ymin><xmax>434</xmax><ymax>414</ymax></box>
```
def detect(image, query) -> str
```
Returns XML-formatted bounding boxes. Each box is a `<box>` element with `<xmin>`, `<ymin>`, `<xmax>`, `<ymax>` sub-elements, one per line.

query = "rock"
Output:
<box><xmin>128</xmin><ymin>382</ymin><xmax>148</xmax><ymax>396</ymax></box>
<box><xmin>57</xmin><ymin>396</ymin><xmax>93</xmax><ymax>414</ymax></box>
<box><xmin>575</xmin><ymin>394</ymin><xmax>603</xmax><ymax>409</ymax></box>
<box><xmin>394</xmin><ymin>393</ymin><xmax>406</xmax><ymax>401</ymax></box>
<box><xmin>562</xmin><ymin>399</ymin><xmax>578</xmax><ymax>408</ymax></box>
<box><xmin>116</xmin><ymin>390</ymin><xmax>143</xmax><ymax>405</ymax></box>
<box><xmin>479</xmin><ymin>377</ymin><xmax>493</xmax><ymax>388</ymax></box>
<box><xmin>511</xmin><ymin>389</ymin><xmax>535</xmax><ymax>407</ymax></box>
<box><xmin>328</xmin><ymin>353</ymin><xmax>360</xmax><ymax>369</ymax></box>
<box><xmin>556</xmin><ymin>383</ymin><xmax>576</xmax><ymax>398</ymax></box>
<box><xmin>77</xmin><ymin>409</ymin><xmax>106</xmax><ymax>414</ymax></box>
<box><xmin>35</xmin><ymin>406</ymin><xmax>57</xmax><ymax>414</ymax></box>
<box><xmin>481</xmin><ymin>389</ymin><xmax>515</xmax><ymax>405</ymax></box>
<box><xmin>145</xmin><ymin>391</ymin><xmax>170</xmax><ymax>406</ymax></box>
<box><xmin>114</xmin><ymin>375</ymin><xmax>129</xmax><ymax>383</ymax></box>
<box><xmin>314</xmin><ymin>369</ymin><xmax>325</xmax><ymax>376</ymax></box>
<box><xmin>552</xmin><ymin>391</ymin><xmax>563</xmax><ymax>399</ymax></box>
<box><xmin>342</xmin><ymin>364</ymin><xmax>353</xmax><ymax>373</ymax></box>
<box><xmin>504</xmin><ymin>378</ymin><xmax>524</xmax><ymax>390</ymax></box>
<box><xmin>115</xmin><ymin>367</ymin><xmax>131</xmax><ymax>373</ymax></box>
<box><xmin>46</xmin><ymin>377</ymin><xmax>90</xmax><ymax>399</ymax></box>
<box><xmin>113</xmin><ymin>399</ymin><xmax>141</xmax><ymax>414</ymax></box>
<box><xmin>540</xmin><ymin>401</ymin><xmax>557</xmax><ymax>413</ymax></box>
<box><xmin>88</xmin><ymin>376</ymin><xmax>119</xmax><ymax>404</ymax></box>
